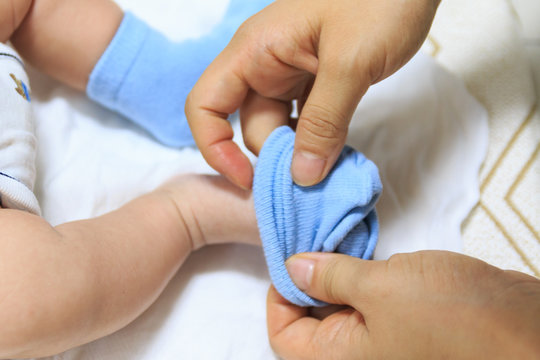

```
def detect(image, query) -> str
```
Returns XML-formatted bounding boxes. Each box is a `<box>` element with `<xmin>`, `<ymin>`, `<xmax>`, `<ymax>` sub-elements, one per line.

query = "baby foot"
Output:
<box><xmin>157</xmin><ymin>174</ymin><xmax>260</xmax><ymax>250</ymax></box>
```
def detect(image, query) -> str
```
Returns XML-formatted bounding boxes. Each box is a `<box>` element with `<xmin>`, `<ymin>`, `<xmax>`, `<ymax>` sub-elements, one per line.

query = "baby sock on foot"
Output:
<box><xmin>253</xmin><ymin>126</ymin><xmax>382</xmax><ymax>307</ymax></box>
<box><xmin>87</xmin><ymin>0</ymin><xmax>273</xmax><ymax>147</ymax></box>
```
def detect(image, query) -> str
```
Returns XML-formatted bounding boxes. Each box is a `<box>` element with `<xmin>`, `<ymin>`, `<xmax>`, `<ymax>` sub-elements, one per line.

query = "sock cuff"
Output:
<box><xmin>254</xmin><ymin>126</ymin><xmax>382</xmax><ymax>307</ymax></box>
<box><xmin>86</xmin><ymin>3</ymin><xmax>275</xmax><ymax>148</ymax></box>
<box><xmin>87</xmin><ymin>12</ymin><xmax>149</xmax><ymax>109</ymax></box>
<box><xmin>86</xmin><ymin>12</ymin><xmax>197</xmax><ymax>147</ymax></box>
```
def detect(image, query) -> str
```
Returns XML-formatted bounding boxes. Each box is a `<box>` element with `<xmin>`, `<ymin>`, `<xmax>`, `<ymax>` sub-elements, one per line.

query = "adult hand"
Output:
<box><xmin>267</xmin><ymin>251</ymin><xmax>540</xmax><ymax>359</ymax></box>
<box><xmin>186</xmin><ymin>0</ymin><xmax>440</xmax><ymax>189</ymax></box>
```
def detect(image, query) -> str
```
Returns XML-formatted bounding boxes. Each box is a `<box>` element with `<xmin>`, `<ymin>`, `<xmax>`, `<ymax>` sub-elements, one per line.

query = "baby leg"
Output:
<box><xmin>0</xmin><ymin>175</ymin><xmax>258</xmax><ymax>358</ymax></box>
<box><xmin>161</xmin><ymin>174</ymin><xmax>260</xmax><ymax>249</ymax></box>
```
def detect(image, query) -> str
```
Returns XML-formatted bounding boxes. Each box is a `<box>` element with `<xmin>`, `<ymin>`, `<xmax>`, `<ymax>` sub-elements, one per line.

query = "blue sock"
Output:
<box><xmin>253</xmin><ymin>126</ymin><xmax>382</xmax><ymax>307</ymax></box>
<box><xmin>87</xmin><ymin>1</ymin><xmax>273</xmax><ymax>147</ymax></box>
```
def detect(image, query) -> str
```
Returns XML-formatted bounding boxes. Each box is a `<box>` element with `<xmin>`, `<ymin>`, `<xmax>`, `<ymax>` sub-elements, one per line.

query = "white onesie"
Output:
<box><xmin>0</xmin><ymin>42</ymin><xmax>40</xmax><ymax>215</ymax></box>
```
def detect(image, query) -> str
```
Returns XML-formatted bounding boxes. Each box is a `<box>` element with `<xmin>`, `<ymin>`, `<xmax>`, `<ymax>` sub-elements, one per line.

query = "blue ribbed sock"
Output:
<box><xmin>253</xmin><ymin>126</ymin><xmax>382</xmax><ymax>307</ymax></box>
<box><xmin>87</xmin><ymin>1</ymin><xmax>273</xmax><ymax>147</ymax></box>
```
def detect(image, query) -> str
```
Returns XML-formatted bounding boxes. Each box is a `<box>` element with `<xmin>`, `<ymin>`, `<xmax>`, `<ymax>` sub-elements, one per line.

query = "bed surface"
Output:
<box><xmin>427</xmin><ymin>0</ymin><xmax>540</xmax><ymax>276</ymax></box>
<box><xmin>26</xmin><ymin>0</ymin><xmax>538</xmax><ymax>359</ymax></box>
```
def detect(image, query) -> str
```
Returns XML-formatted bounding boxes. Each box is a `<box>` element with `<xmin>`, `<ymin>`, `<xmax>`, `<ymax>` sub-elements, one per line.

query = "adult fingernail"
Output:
<box><xmin>286</xmin><ymin>257</ymin><xmax>315</xmax><ymax>291</ymax></box>
<box><xmin>291</xmin><ymin>151</ymin><xmax>326</xmax><ymax>186</ymax></box>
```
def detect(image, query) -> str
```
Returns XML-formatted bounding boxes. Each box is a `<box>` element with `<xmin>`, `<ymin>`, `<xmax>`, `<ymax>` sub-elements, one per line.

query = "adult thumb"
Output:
<box><xmin>285</xmin><ymin>252</ymin><xmax>382</xmax><ymax>306</ymax></box>
<box><xmin>291</xmin><ymin>61</ymin><xmax>369</xmax><ymax>186</ymax></box>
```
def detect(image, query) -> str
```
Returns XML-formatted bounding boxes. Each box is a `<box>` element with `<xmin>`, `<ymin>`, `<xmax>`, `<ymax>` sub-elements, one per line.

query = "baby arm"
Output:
<box><xmin>0</xmin><ymin>0</ymin><xmax>32</xmax><ymax>43</ymax></box>
<box><xmin>0</xmin><ymin>175</ymin><xmax>259</xmax><ymax>358</ymax></box>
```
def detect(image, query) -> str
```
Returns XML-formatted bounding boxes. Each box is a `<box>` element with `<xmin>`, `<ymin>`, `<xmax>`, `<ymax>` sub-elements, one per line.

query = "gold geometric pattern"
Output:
<box><xmin>426</xmin><ymin>16</ymin><xmax>540</xmax><ymax>278</ymax></box>
<box><xmin>480</xmin><ymin>103</ymin><xmax>537</xmax><ymax>193</ymax></box>
<box><xmin>479</xmin><ymin>203</ymin><xmax>539</xmax><ymax>277</ymax></box>
<box><xmin>465</xmin><ymin>99</ymin><xmax>539</xmax><ymax>277</ymax></box>
<box><xmin>505</xmin><ymin>143</ymin><xmax>540</xmax><ymax>239</ymax></box>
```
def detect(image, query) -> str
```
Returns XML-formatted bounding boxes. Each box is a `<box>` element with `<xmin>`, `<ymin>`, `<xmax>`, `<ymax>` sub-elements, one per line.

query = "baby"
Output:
<box><xmin>0</xmin><ymin>0</ymin><xmax>269</xmax><ymax>357</ymax></box>
<box><xmin>1</xmin><ymin>0</ymin><xmax>381</xmax><ymax>357</ymax></box>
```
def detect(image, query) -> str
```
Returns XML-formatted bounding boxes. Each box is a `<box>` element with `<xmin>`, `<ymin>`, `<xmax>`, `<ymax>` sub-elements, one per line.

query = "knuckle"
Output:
<box><xmin>234</xmin><ymin>14</ymin><xmax>260</xmax><ymax>41</ymax></box>
<box><xmin>300</xmin><ymin>104</ymin><xmax>347</xmax><ymax>143</ymax></box>
<box><xmin>386</xmin><ymin>252</ymin><xmax>419</xmax><ymax>280</ymax></box>
<box><xmin>388</xmin><ymin>253</ymin><xmax>405</xmax><ymax>266</ymax></box>
<box><xmin>320</xmin><ymin>258</ymin><xmax>344</xmax><ymax>303</ymax></box>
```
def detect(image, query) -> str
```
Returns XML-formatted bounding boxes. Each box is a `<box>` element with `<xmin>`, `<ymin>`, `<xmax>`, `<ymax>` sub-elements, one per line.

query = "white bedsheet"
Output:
<box><xmin>29</xmin><ymin>1</ymin><xmax>488</xmax><ymax>359</ymax></box>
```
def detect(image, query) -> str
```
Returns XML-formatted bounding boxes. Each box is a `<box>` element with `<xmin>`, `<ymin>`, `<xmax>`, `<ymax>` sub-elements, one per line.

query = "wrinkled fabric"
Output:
<box><xmin>253</xmin><ymin>126</ymin><xmax>382</xmax><ymax>306</ymax></box>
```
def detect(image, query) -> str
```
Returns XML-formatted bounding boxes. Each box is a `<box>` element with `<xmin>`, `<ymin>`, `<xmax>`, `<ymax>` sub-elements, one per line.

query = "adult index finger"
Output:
<box><xmin>185</xmin><ymin>48</ymin><xmax>253</xmax><ymax>189</ymax></box>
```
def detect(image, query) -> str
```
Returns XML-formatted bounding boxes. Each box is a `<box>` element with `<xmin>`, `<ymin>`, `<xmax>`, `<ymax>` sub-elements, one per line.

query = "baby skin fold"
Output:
<box><xmin>0</xmin><ymin>175</ymin><xmax>259</xmax><ymax>358</ymax></box>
